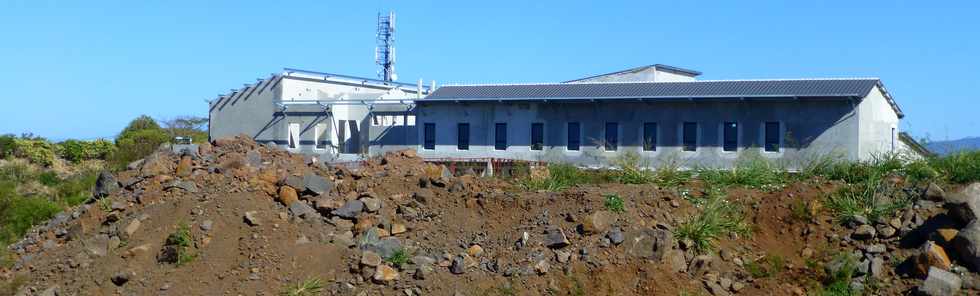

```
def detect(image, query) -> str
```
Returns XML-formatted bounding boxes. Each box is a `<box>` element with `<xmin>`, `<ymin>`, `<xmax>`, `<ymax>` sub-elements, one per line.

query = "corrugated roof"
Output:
<box><xmin>426</xmin><ymin>78</ymin><xmax>880</xmax><ymax>101</ymax></box>
<box><xmin>423</xmin><ymin>78</ymin><xmax>905</xmax><ymax>118</ymax></box>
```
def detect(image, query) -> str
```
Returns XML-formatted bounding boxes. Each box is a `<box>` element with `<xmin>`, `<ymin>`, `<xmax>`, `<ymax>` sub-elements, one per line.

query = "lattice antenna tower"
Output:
<box><xmin>375</xmin><ymin>11</ymin><xmax>396</xmax><ymax>82</ymax></box>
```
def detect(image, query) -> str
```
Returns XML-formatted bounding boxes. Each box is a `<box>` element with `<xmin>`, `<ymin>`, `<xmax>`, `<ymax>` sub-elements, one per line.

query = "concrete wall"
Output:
<box><xmin>856</xmin><ymin>86</ymin><xmax>901</xmax><ymax>159</ymax></box>
<box><xmin>209</xmin><ymin>74</ymin><xmax>420</xmax><ymax>162</ymax></box>
<box><xmin>414</xmin><ymin>99</ymin><xmax>860</xmax><ymax>169</ymax></box>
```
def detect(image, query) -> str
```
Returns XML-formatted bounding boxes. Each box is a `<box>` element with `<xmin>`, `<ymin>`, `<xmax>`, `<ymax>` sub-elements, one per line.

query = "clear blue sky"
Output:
<box><xmin>1</xmin><ymin>1</ymin><xmax>978</xmax><ymax>141</ymax></box>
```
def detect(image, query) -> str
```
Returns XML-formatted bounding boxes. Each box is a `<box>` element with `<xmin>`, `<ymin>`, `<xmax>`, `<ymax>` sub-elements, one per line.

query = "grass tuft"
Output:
<box><xmin>280</xmin><ymin>277</ymin><xmax>324</xmax><ymax>296</ymax></box>
<box><xmin>824</xmin><ymin>176</ymin><xmax>910</xmax><ymax>224</ymax></box>
<box><xmin>744</xmin><ymin>254</ymin><xmax>786</xmax><ymax>278</ymax></box>
<box><xmin>385</xmin><ymin>249</ymin><xmax>409</xmax><ymax>268</ymax></box>
<box><xmin>164</xmin><ymin>222</ymin><xmax>195</xmax><ymax>266</ymax></box>
<box><xmin>673</xmin><ymin>189</ymin><xmax>750</xmax><ymax>254</ymax></box>
<box><xmin>603</xmin><ymin>194</ymin><xmax>625</xmax><ymax>213</ymax></box>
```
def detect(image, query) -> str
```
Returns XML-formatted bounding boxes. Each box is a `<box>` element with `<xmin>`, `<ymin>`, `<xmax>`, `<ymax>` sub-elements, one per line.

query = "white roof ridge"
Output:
<box><xmin>441</xmin><ymin>77</ymin><xmax>881</xmax><ymax>87</ymax></box>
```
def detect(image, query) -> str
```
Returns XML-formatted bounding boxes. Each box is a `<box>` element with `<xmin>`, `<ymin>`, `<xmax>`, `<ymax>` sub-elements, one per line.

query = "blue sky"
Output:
<box><xmin>1</xmin><ymin>1</ymin><xmax>978</xmax><ymax>141</ymax></box>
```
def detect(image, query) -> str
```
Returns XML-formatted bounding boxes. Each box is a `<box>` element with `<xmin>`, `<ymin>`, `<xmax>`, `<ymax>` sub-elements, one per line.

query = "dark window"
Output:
<box><xmin>423</xmin><ymin>123</ymin><xmax>435</xmax><ymax>150</ymax></box>
<box><xmin>530</xmin><ymin>123</ymin><xmax>544</xmax><ymax>150</ymax></box>
<box><xmin>567</xmin><ymin>122</ymin><xmax>580</xmax><ymax>151</ymax></box>
<box><xmin>682</xmin><ymin>122</ymin><xmax>697</xmax><ymax>151</ymax></box>
<box><xmin>457</xmin><ymin>123</ymin><xmax>470</xmax><ymax>150</ymax></box>
<box><xmin>337</xmin><ymin>121</ymin><xmax>347</xmax><ymax>152</ymax></box>
<box><xmin>723</xmin><ymin>122</ymin><xmax>738</xmax><ymax>152</ymax></box>
<box><xmin>605</xmin><ymin>122</ymin><xmax>618</xmax><ymax>151</ymax></box>
<box><xmin>494</xmin><ymin>123</ymin><xmax>507</xmax><ymax>150</ymax></box>
<box><xmin>765</xmin><ymin>122</ymin><xmax>780</xmax><ymax>152</ymax></box>
<box><xmin>643</xmin><ymin>122</ymin><xmax>657</xmax><ymax>151</ymax></box>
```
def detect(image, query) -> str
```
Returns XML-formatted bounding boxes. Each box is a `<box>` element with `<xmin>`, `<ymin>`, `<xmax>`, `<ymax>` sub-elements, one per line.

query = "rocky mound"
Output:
<box><xmin>3</xmin><ymin>135</ymin><xmax>980</xmax><ymax>295</ymax></box>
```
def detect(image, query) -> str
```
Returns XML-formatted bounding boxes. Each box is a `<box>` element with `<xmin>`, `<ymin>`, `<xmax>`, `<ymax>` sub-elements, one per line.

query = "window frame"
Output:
<box><xmin>642</xmin><ymin>122</ymin><xmax>658</xmax><ymax>152</ymax></box>
<box><xmin>457</xmin><ymin>123</ymin><xmax>470</xmax><ymax>151</ymax></box>
<box><xmin>423</xmin><ymin>123</ymin><xmax>436</xmax><ymax>150</ymax></box>
<box><xmin>604</xmin><ymin>122</ymin><xmax>619</xmax><ymax>151</ymax></box>
<box><xmin>722</xmin><ymin>122</ymin><xmax>739</xmax><ymax>153</ymax></box>
<box><xmin>530</xmin><ymin>122</ymin><xmax>545</xmax><ymax>151</ymax></box>
<box><xmin>763</xmin><ymin>121</ymin><xmax>781</xmax><ymax>153</ymax></box>
<box><xmin>566</xmin><ymin>122</ymin><xmax>581</xmax><ymax>152</ymax></box>
<box><xmin>682</xmin><ymin>122</ymin><xmax>698</xmax><ymax>152</ymax></box>
<box><xmin>494</xmin><ymin>123</ymin><xmax>508</xmax><ymax>151</ymax></box>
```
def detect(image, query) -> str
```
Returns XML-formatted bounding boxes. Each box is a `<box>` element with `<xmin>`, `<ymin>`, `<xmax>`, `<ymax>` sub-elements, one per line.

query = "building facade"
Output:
<box><xmin>209</xmin><ymin>64</ymin><xmax>921</xmax><ymax>169</ymax></box>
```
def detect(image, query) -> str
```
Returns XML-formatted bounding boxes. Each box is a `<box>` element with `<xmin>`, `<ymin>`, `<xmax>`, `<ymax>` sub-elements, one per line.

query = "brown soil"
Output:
<box><xmin>1</xmin><ymin>135</ymin><xmax>974</xmax><ymax>295</ymax></box>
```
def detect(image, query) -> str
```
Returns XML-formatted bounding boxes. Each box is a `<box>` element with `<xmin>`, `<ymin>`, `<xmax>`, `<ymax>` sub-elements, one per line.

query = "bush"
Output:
<box><xmin>0</xmin><ymin>194</ymin><xmax>61</xmax><ymax>244</ymax></box>
<box><xmin>10</xmin><ymin>139</ymin><xmax>57</xmax><ymax>166</ymax></box>
<box><xmin>385</xmin><ymin>249</ymin><xmax>410</xmax><ymax>268</ymax></box>
<box><xmin>745</xmin><ymin>254</ymin><xmax>786</xmax><ymax>278</ymax></box>
<box><xmin>931</xmin><ymin>150</ymin><xmax>980</xmax><ymax>184</ymax></box>
<box><xmin>0</xmin><ymin>134</ymin><xmax>14</xmax><ymax>159</ymax></box>
<box><xmin>824</xmin><ymin>176</ymin><xmax>910</xmax><ymax>224</ymax></box>
<box><xmin>674</xmin><ymin>189</ymin><xmax>750</xmax><ymax>254</ymax></box>
<box><xmin>164</xmin><ymin>222</ymin><xmax>195</xmax><ymax>266</ymax></box>
<box><xmin>108</xmin><ymin>124</ymin><xmax>169</xmax><ymax>171</ymax></box>
<box><xmin>59</xmin><ymin>139</ymin><xmax>116</xmax><ymax>163</ymax></box>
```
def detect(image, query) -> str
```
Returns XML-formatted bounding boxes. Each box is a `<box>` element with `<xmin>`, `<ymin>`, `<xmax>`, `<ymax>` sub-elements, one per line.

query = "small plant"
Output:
<box><xmin>611</xmin><ymin>151</ymin><xmax>655</xmax><ymax>184</ymax></box>
<box><xmin>744</xmin><ymin>254</ymin><xmax>785</xmax><ymax>278</ymax></box>
<box><xmin>790</xmin><ymin>199</ymin><xmax>814</xmax><ymax>223</ymax></box>
<box><xmin>519</xmin><ymin>163</ymin><xmax>599</xmax><ymax>192</ymax></box>
<box><xmin>281</xmin><ymin>277</ymin><xmax>323</xmax><ymax>296</ymax></box>
<box><xmin>696</xmin><ymin>151</ymin><xmax>788</xmax><ymax>191</ymax></box>
<box><xmin>163</xmin><ymin>222</ymin><xmax>195</xmax><ymax>266</ymax></box>
<box><xmin>97</xmin><ymin>197</ymin><xmax>112</xmax><ymax>212</ymax></box>
<box><xmin>673</xmin><ymin>189</ymin><xmax>750</xmax><ymax>254</ymax></box>
<box><xmin>385</xmin><ymin>249</ymin><xmax>409</xmax><ymax>268</ymax></box>
<box><xmin>603</xmin><ymin>194</ymin><xmax>625</xmax><ymax>213</ymax></box>
<box><xmin>824</xmin><ymin>176</ymin><xmax>910</xmax><ymax>224</ymax></box>
<box><xmin>651</xmin><ymin>153</ymin><xmax>692</xmax><ymax>188</ymax></box>
<box><xmin>817</xmin><ymin>253</ymin><xmax>859</xmax><ymax>296</ymax></box>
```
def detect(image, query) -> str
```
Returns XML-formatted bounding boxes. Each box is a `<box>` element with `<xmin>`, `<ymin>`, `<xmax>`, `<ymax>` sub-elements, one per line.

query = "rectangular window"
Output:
<box><xmin>530</xmin><ymin>123</ymin><xmax>544</xmax><ymax>151</ymax></box>
<box><xmin>337</xmin><ymin>120</ymin><xmax>346</xmax><ymax>152</ymax></box>
<box><xmin>457</xmin><ymin>123</ymin><xmax>470</xmax><ymax>150</ymax></box>
<box><xmin>723</xmin><ymin>122</ymin><xmax>738</xmax><ymax>152</ymax></box>
<box><xmin>494</xmin><ymin>123</ymin><xmax>507</xmax><ymax>150</ymax></box>
<box><xmin>765</xmin><ymin>122</ymin><xmax>780</xmax><ymax>152</ymax></box>
<box><xmin>423</xmin><ymin>123</ymin><xmax>435</xmax><ymax>150</ymax></box>
<box><xmin>347</xmin><ymin>120</ymin><xmax>359</xmax><ymax>154</ymax></box>
<box><xmin>567</xmin><ymin>122</ymin><xmax>580</xmax><ymax>151</ymax></box>
<box><xmin>288</xmin><ymin>123</ymin><xmax>300</xmax><ymax>149</ymax></box>
<box><xmin>371</xmin><ymin>115</ymin><xmax>380</xmax><ymax>126</ymax></box>
<box><xmin>314</xmin><ymin>123</ymin><xmax>327</xmax><ymax>150</ymax></box>
<box><xmin>605</xmin><ymin>122</ymin><xmax>619</xmax><ymax>151</ymax></box>
<box><xmin>643</xmin><ymin>122</ymin><xmax>657</xmax><ymax>151</ymax></box>
<box><xmin>406</xmin><ymin>115</ymin><xmax>416</xmax><ymax>126</ymax></box>
<box><xmin>682</xmin><ymin>122</ymin><xmax>697</xmax><ymax>152</ymax></box>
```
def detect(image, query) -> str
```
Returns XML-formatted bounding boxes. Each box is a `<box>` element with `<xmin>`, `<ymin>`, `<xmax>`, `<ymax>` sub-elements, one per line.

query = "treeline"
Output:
<box><xmin>0</xmin><ymin>115</ymin><xmax>208</xmax><ymax>170</ymax></box>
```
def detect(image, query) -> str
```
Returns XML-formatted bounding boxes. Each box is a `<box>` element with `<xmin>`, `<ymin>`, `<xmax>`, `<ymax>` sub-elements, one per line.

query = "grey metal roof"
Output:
<box><xmin>426</xmin><ymin>79</ymin><xmax>878</xmax><ymax>100</ymax></box>
<box><xmin>423</xmin><ymin>78</ymin><xmax>905</xmax><ymax>118</ymax></box>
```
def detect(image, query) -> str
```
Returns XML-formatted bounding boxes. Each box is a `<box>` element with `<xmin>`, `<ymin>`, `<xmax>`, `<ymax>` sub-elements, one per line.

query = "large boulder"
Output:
<box><xmin>944</xmin><ymin>182</ymin><xmax>980</xmax><ymax>225</ymax></box>
<box><xmin>139</xmin><ymin>152</ymin><xmax>172</xmax><ymax>177</ymax></box>
<box><xmin>303</xmin><ymin>172</ymin><xmax>333</xmax><ymax>196</ymax></box>
<box><xmin>919</xmin><ymin>267</ymin><xmax>961</xmax><ymax>296</ymax></box>
<box><xmin>952</xmin><ymin>219</ymin><xmax>980</xmax><ymax>270</ymax></box>
<box><xmin>626</xmin><ymin>228</ymin><xmax>674</xmax><ymax>261</ymax></box>
<box><xmin>913</xmin><ymin>241</ymin><xmax>952</xmax><ymax>277</ymax></box>
<box><xmin>92</xmin><ymin>171</ymin><xmax>120</xmax><ymax>198</ymax></box>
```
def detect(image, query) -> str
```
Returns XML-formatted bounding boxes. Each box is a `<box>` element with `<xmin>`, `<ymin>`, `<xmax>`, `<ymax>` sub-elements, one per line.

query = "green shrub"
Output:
<box><xmin>385</xmin><ymin>249</ymin><xmax>410</xmax><ymax>268</ymax></box>
<box><xmin>931</xmin><ymin>150</ymin><xmax>980</xmax><ymax>184</ymax></box>
<box><xmin>818</xmin><ymin>253</ymin><xmax>859</xmax><ymax>296</ymax></box>
<box><xmin>53</xmin><ymin>170</ymin><xmax>98</xmax><ymax>207</ymax></box>
<box><xmin>611</xmin><ymin>151</ymin><xmax>655</xmax><ymax>184</ymax></box>
<box><xmin>674</xmin><ymin>190</ymin><xmax>750</xmax><ymax>254</ymax></box>
<box><xmin>165</xmin><ymin>222</ymin><xmax>195</xmax><ymax>266</ymax></box>
<box><xmin>603</xmin><ymin>194</ymin><xmax>625</xmax><ymax>213</ymax></box>
<box><xmin>59</xmin><ymin>139</ymin><xmax>116</xmax><ymax>163</ymax></box>
<box><xmin>0</xmin><ymin>134</ymin><xmax>14</xmax><ymax>159</ymax></box>
<box><xmin>37</xmin><ymin>171</ymin><xmax>60</xmax><ymax>187</ymax></box>
<box><xmin>0</xmin><ymin>194</ymin><xmax>61</xmax><ymax>244</ymax></box>
<box><xmin>108</xmin><ymin>127</ymin><xmax>169</xmax><ymax>171</ymax></box>
<box><xmin>10</xmin><ymin>139</ymin><xmax>57</xmax><ymax>166</ymax></box>
<box><xmin>744</xmin><ymin>254</ymin><xmax>786</xmax><ymax>278</ymax></box>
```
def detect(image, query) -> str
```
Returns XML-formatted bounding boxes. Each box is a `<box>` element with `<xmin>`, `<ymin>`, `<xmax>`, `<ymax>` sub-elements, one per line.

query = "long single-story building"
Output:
<box><xmin>209</xmin><ymin>64</ymin><xmax>923</xmax><ymax>169</ymax></box>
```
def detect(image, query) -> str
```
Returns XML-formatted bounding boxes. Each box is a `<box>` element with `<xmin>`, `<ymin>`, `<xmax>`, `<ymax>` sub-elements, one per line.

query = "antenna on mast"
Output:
<box><xmin>375</xmin><ymin>11</ymin><xmax>396</xmax><ymax>82</ymax></box>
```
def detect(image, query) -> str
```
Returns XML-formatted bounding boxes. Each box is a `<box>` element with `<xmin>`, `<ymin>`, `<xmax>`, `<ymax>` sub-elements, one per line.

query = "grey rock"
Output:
<box><xmin>165</xmin><ymin>180</ymin><xmax>198</xmax><ymax>193</ymax></box>
<box><xmin>852</xmin><ymin>225</ymin><xmax>876</xmax><ymax>240</ymax></box>
<box><xmin>920</xmin><ymin>266</ymin><xmax>961</xmax><ymax>296</ymax></box>
<box><xmin>626</xmin><ymin>228</ymin><xmax>674</xmax><ymax>261</ymax></box>
<box><xmin>544</xmin><ymin>227</ymin><xmax>570</xmax><ymax>248</ymax></box>
<box><xmin>703</xmin><ymin>279</ymin><xmax>730</xmax><ymax>296</ymax></box>
<box><xmin>450</xmin><ymin>255</ymin><xmax>466</xmax><ymax>274</ymax></box>
<box><xmin>688</xmin><ymin>255</ymin><xmax>714</xmax><ymax>277</ymax></box>
<box><xmin>952</xmin><ymin>219</ymin><xmax>980</xmax><ymax>270</ymax></box>
<box><xmin>289</xmin><ymin>201</ymin><xmax>317</xmax><ymax>219</ymax></box>
<box><xmin>825</xmin><ymin>253</ymin><xmax>858</xmax><ymax>278</ymax></box>
<box><xmin>606</xmin><ymin>227</ymin><xmax>625</xmax><ymax>245</ymax></box>
<box><xmin>876</xmin><ymin>224</ymin><xmax>897</xmax><ymax>238</ymax></box>
<box><xmin>200</xmin><ymin>220</ymin><xmax>213</xmax><ymax>231</ymax></box>
<box><xmin>303</xmin><ymin>172</ymin><xmax>333</xmax><ymax>195</ymax></box>
<box><xmin>243</xmin><ymin>211</ymin><xmax>260</xmax><ymax>226</ymax></box>
<box><xmin>284</xmin><ymin>176</ymin><xmax>304</xmax><ymax>191</ymax></box>
<box><xmin>870</xmin><ymin>257</ymin><xmax>885</xmax><ymax>279</ymax></box>
<box><xmin>925</xmin><ymin>183</ymin><xmax>946</xmax><ymax>201</ymax></box>
<box><xmin>664</xmin><ymin>249</ymin><xmax>687</xmax><ymax>273</ymax></box>
<box><xmin>85</xmin><ymin>234</ymin><xmax>110</xmax><ymax>257</ymax></box>
<box><xmin>361</xmin><ymin>197</ymin><xmax>382</xmax><ymax>213</ymax></box>
<box><xmin>944</xmin><ymin>182</ymin><xmax>980</xmax><ymax>224</ymax></box>
<box><xmin>92</xmin><ymin>171</ymin><xmax>120</xmax><ymax>198</ymax></box>
<box><xmin>40</xmin><ymin>286</ymin><xmax>59</xmax><ymax>296</ymax></box>
<box><xmin>865</xmin><ymin>244</ymin><xmax>887</xmax><ymax>254</ymax></box>
<box><xmin>332</xmin><ymin>200</ymin><xmax>364</xmax><ymax>219</ymax></box>
<box><xmin>245</xmin><ymin>150</ymin><xmax>262</xmax><ymax>168</ymax></box>
<box><xmin>414</xmin><ymin>189</ymin><xmax>434</xmax><ymax>204</ymax></box>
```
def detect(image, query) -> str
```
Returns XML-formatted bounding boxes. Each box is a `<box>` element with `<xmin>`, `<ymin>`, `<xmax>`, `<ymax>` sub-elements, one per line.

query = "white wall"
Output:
<box><xmin>856</xmin><ymin>85</ymin><xmax>901</xmax><ymax>159</ymax></box>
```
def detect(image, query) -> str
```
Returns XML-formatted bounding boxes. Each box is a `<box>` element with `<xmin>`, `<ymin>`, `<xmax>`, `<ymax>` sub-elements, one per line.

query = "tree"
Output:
<box><xmin>107</xmin><ymin>115</ymin><xmax>170</xmax><ymax>170</ymax></box>
<box><xmin>161</xmin><ymin>116</ymin><xmax>209</xmax><ymax>143</ymax></box>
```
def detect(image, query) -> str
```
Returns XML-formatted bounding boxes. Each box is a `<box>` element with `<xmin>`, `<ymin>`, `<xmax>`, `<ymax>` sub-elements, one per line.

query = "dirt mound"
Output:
<box><xmin>3</xmin><ymin>135</ymin><xmax>980</xmax><ymax>295</ymax></box>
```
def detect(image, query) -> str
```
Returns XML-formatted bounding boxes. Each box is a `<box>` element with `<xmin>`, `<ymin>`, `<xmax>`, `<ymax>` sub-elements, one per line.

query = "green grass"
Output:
<box><xmin>0</xmin><ymin>162</ymin><xmax>99</xmax><ymax>246</ymax></box>
<box><xmin>610</xmin><ymin>151</ymin><xmax>656</xmax><ymax>184</ymax></box>
<box><xmin>931</xmin><ymin>150</ymin><xmax>980</xmax><ymax>184</ymax></box>
<box><xmin>673</xmin><ymin>189</ymin><xmax>750</xmax><ymax>254</ymax></box>
<box><xmin>519</xmin><ymin>163</ymin><xmax>610</xmax><ymax>192</ymax></box>
<box><xmin>385</xmin><ymin>249</ymin><xmax>409</xmax><ymax>268</ymax></box>
<box><xmin>744</xmin><ymin>254</ymin><xmax>786</xmax><ymax>278</ymax></box>
<box><xmin>651</xmin><ymin>155</ymin><xmax>693</xmax><ymax>188</ymax></box>
<box><xmin>824</xmin><ymin>176</ymin><xmax>910</xmax><ymax>224</ymax></box>
<box><xmin>0</xmin><ymin>275</ymin><xmax>28</xmax><ymax>296</ymax></box>
<box><xmin>603</xmin><ymin>194</ymin><xmax>625</xmax><ymax>213</ymax></box>
<box><xmin>817</xmin><ymin>253</ymin><xmax>860</xmax><ymax>296</ymax></box>
<box><xmin>280</xmin><ymin>278</ymin><xmax>324</xmax><ymax>296</ymax></box>
<box><xmin>165</xmin><ymin>222</ymin><xmax>195</xmax><ymax>266</ymax></box>
<box><xmin>696</xmin><ymin>152</ymin><xmax>789</xmax><ymax>191</ymax></box>
<box><xmin>790</xmin><ymin>199</ymin><xmax>814</xmax><ymax>223</ymax></box>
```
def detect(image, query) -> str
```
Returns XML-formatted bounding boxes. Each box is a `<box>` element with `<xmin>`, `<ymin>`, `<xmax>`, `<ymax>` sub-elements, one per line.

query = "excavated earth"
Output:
<box><xmin>3</xmin><ymin>135</ymin><xmax>980</xmax><ymax>295</ymax></box>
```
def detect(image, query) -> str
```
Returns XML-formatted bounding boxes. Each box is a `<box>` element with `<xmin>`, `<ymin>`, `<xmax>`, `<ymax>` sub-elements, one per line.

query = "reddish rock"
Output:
<box><xmin>914</xmin><ymin>241</ymin><xmax>952</xmax><ymax>277</ymax></box>
<box><xmin>277</xmin><ymin>186</ymin><xmax>299</xmax><ymax>206</ymax></box>
<box><xmin>176</xmin><ymin>155</ymin><xmax>193</xmax><ymax>177</ymax></box>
